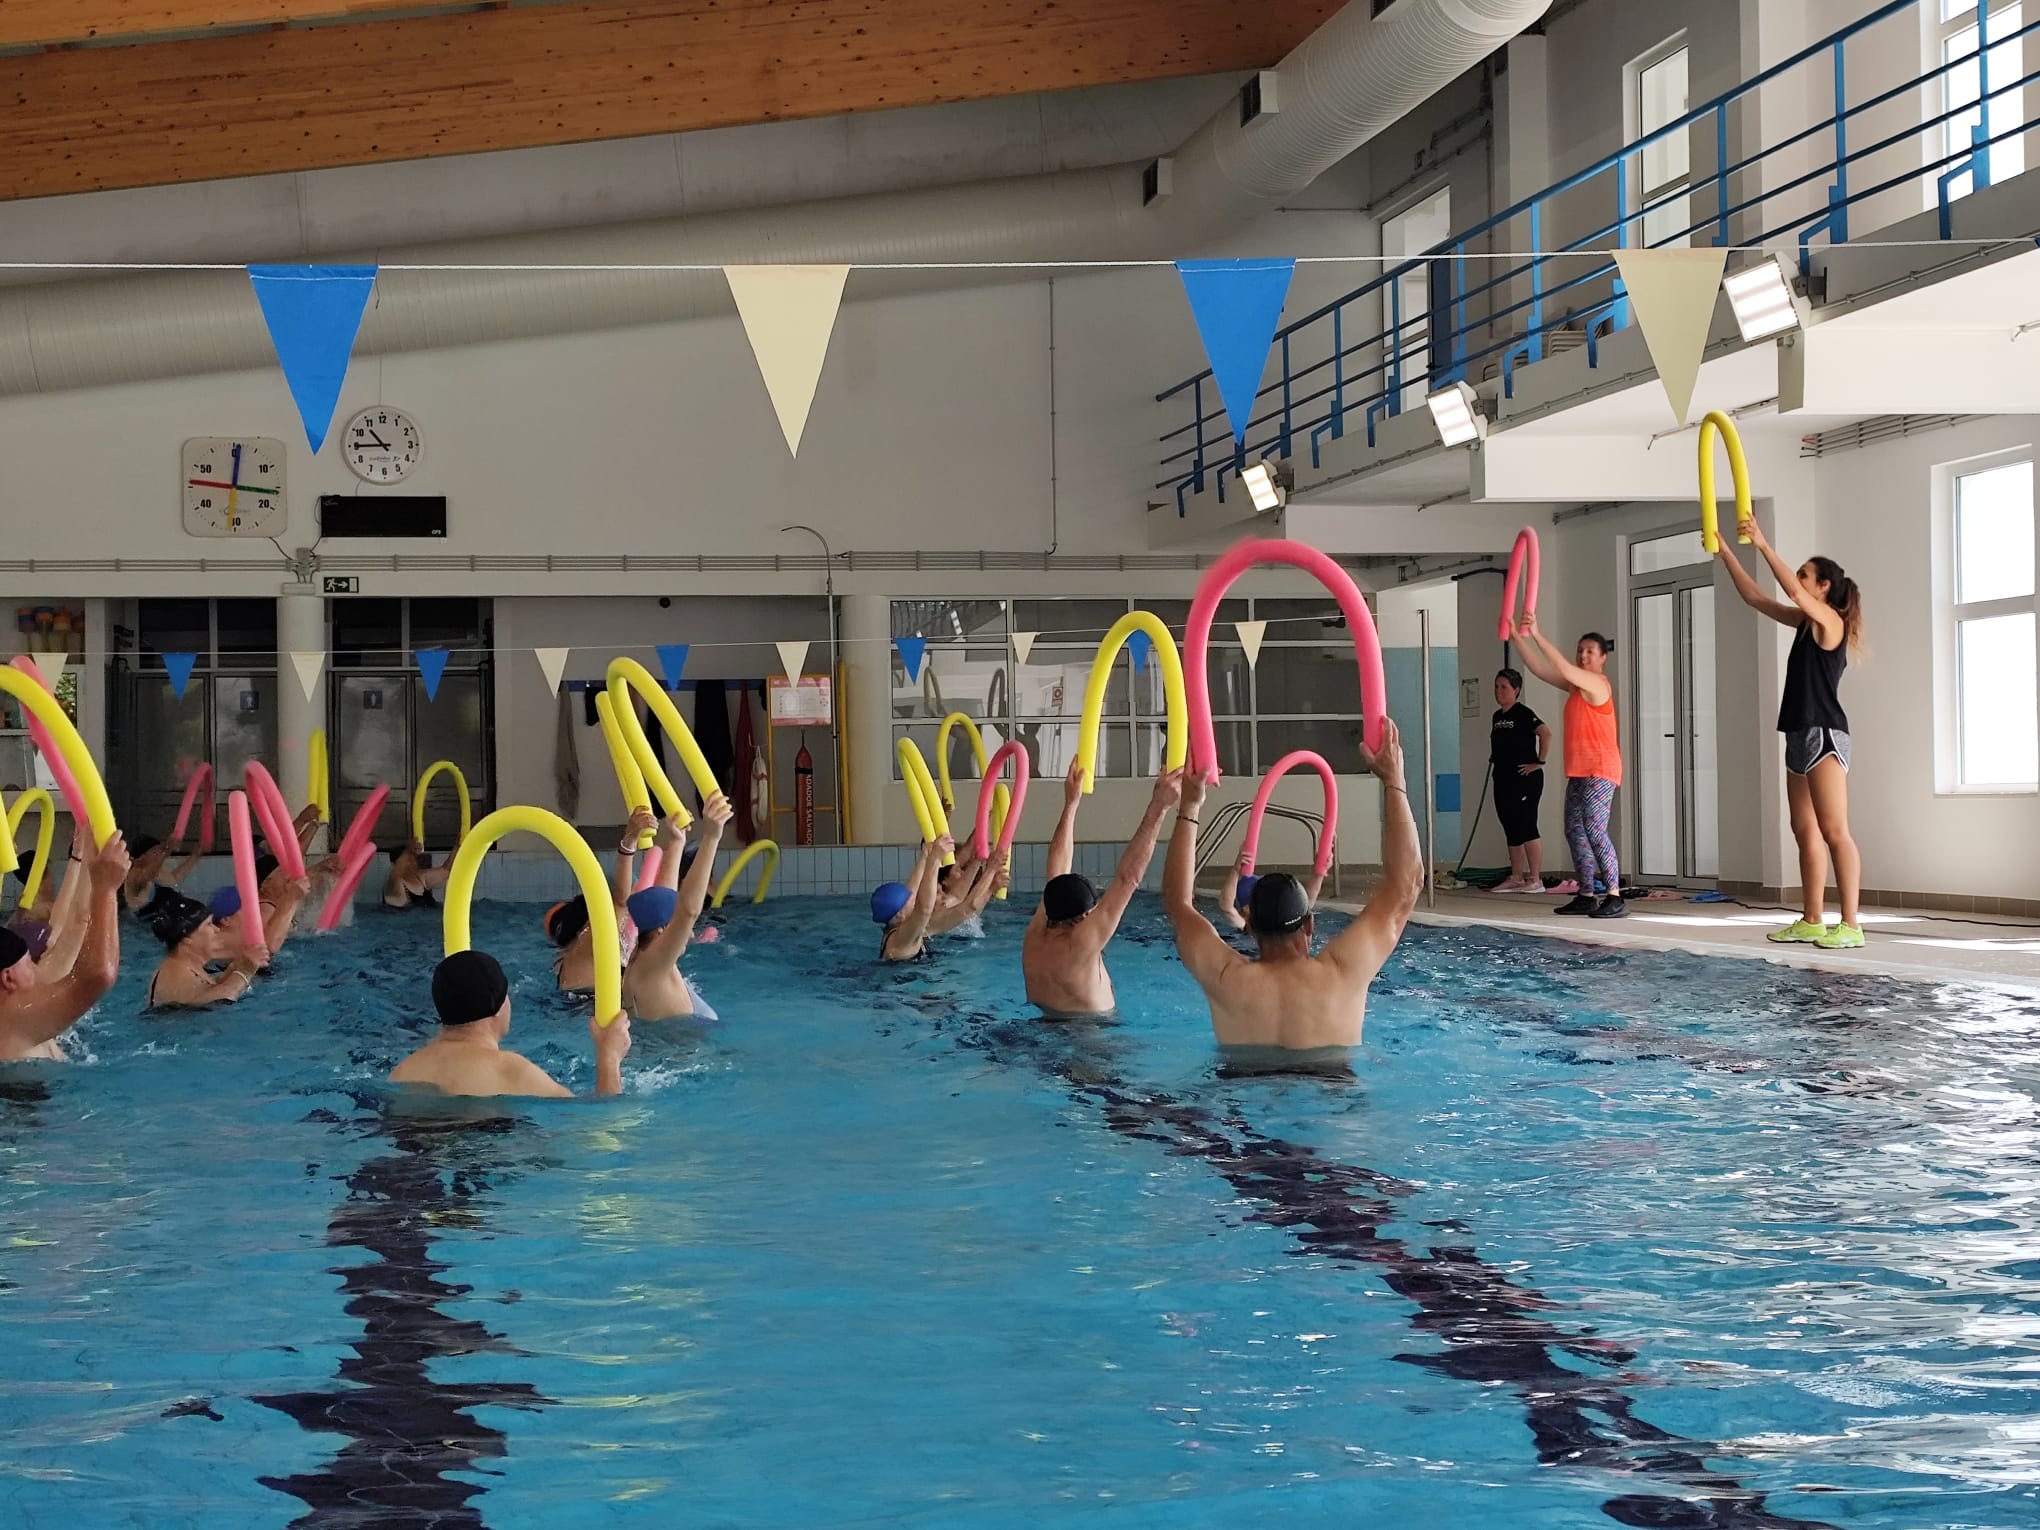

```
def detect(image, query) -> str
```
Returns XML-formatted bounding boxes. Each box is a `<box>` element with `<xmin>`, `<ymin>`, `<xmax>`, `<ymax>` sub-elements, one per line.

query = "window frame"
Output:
<box><xmin>1624</xmin><ymin>32</ymin><xmax>1693</xmax><ymax>249</ymax></box>
<box><xmin>1934</xmin><ymin>448</ymin><xmax>2040</xmax><ymax>795</ymax></box>
<box><xmin>1926</xmin><ymin>0</ymin><xmax>2027</xmax><ymax>210</ymax></box>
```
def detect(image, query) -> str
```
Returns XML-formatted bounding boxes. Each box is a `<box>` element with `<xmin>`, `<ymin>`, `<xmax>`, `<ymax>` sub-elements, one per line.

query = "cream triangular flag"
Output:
<box><xmin>1613</xmin><ymin>247</ymin><xmax>1729</xmax><ymax>426</ymax></box>
<box><xmin>28</xmin><ymin>651</ymin><xmax>68</xmax><ymax>681</ymax></box>
<box><xmin>1234</xmin><ymin>620</ymin><xmax>1267</xmax><ymax>669</ymax></box>
<box><xmin>1011</xmin><ymin>631</ymin><xmax>1037</xmax><ymax>664</ymax></box>
<box><xmin>534</xmin><ymin>647</ymin><xmax>570</xmax><ymax>695</ymax></box>
<box><xmin>289</xmin><ymin>651</ymin><xmax>326</xmax><ymax>702</ymax></box>
<box><xmin>776</xmin><ymin>640</ymin><xmax>811</xmax><ymax>685</ymax></box>
<box><xmin>725</xmin><ymin>265</ymin><xmax>851</xmax><ymax>455</ymax></box>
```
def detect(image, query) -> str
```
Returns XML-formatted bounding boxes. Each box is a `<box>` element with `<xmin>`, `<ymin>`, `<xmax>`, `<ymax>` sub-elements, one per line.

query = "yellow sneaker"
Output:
<box><xmin>1767</xmin><ymin>919</ymin><xmax>1825</xmax><ymax>944</ymax></box>
<box><xmin>1815</xmin><ymin>921</ymin><xmax>1866</xmax><ymax>950</ymax></box>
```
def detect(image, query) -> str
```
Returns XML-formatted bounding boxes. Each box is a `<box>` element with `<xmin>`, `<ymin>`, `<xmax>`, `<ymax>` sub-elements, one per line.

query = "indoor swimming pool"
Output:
<box><xmin>2</xmin><ymin>899</ymin><xmax>2037</xmax><ymax>1528</ymax></box>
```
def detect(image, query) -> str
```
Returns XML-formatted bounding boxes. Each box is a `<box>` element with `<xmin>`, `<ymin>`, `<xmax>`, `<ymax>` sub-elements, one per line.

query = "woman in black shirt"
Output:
<box><xmin>1717</xmin><ymin>517</ymin><xmax>1864</xmax><ymax>949</ymax></box>
<box><xmin>1489</xmin><ymin>668</ymin><xmax>1551</xmax><ymax>892</ymax></box>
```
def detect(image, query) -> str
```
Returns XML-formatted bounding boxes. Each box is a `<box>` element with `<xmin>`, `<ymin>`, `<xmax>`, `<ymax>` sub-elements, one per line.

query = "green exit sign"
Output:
<box><xmin>322</xmin><ymin>576</ymin><xmax>361</xmax><ymax>594</ymax></box>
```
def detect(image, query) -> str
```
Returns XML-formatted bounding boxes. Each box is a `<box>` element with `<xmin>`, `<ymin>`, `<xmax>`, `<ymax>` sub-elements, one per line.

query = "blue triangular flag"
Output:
<box><xmin>163</xmin><ymin>652</ymin><xmax>197</xmax><ymax>700</ymax></box>
<box><xmin>416</xmin><ymin>648</ymin><xmax>450</xmax><ymax>702</ymax></box>
<box><xmin>1127</xmin><ymin>630</ymin><xmax>1152</xmax><ymax>674</ymax></box>
<box><xmin>896</xmin><ymin>636</ymin><xmax>927</xmax><ymax>683</ymax></box>
<box><xmin>656</xmin><ymin>644</ymin><xmax>689</xmax><ymax>689</ymax></box>
<box><xmin>247</xmin><ymin>264</ymin><xmax>378</xmax><ymax>452</ymax></box>
<box><xmin>1175</xmin><ymin>258</ymin><xmax>1297</xmax><ymax>445</ymax></box>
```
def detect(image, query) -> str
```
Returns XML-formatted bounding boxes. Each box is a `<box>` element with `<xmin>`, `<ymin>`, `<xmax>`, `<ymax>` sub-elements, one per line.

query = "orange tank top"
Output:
<box><xmin>1563</xmin><ymin>688</ymin><xmax>1622</xmax><ymax>785</ymax></box>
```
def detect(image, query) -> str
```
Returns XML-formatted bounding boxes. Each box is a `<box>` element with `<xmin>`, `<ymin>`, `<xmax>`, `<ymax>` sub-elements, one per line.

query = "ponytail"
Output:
<box><xmin>1808</xmin><ymin>555</ymin><xmax>1863</xmax><ymax>654</ymax></box>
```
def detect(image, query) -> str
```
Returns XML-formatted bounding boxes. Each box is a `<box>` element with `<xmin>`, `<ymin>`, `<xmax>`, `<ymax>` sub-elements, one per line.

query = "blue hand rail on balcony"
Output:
<box><xmin>1156</xmin><ymin>0</ymin><xmax>2040</xmax><ymax>512</ymax></box>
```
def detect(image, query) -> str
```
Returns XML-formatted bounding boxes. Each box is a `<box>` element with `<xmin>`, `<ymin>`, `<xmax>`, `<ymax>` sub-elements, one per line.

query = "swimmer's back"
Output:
<box><xmin>1200</xmin><ymin>952</ymin><xmax>1371</xmax><ymax>1051</ymax></box>
<box><xmin>389</xmin><ymin>1045</ymin><xmax>569</xmax><ymax>1098</ymax></box>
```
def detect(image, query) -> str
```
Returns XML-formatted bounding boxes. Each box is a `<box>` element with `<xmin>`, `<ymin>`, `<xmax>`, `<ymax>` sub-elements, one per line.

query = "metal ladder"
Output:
<box><xmin>1192</xmin><ymin>799</ymin><xmax>1340</xmax><ymax>901</ymax></box>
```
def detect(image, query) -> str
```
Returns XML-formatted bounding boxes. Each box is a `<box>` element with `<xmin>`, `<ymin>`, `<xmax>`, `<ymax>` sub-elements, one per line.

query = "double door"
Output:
<box><xmin>1630</xmin><ymin>580</ymin><xmax>1717</xmax><ymax>881</ymax></box>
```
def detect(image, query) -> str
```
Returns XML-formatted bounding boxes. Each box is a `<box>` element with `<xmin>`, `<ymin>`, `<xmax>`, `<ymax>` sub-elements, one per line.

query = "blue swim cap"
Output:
<box><xmin>627</xmin><ymin>885</ymin><xmax>679</xmax><ymax>935</ymax></box>
<box><xmin>1234</xmin><ymin>873</ymin><xmax>1259</xmax><ymax>910</ymax></box>
<box><xmin>870</xmin><ymin>881</ymin><xmax>911</xmax><ymax>925</ymax></box>
<box><xmin>208</xmin><ymin>886</ymin><xmax>243</xmax><ymax>920</ymax></box>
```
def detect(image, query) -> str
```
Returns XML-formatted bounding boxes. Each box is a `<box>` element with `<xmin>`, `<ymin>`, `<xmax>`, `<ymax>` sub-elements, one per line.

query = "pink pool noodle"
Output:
<box><xmin>7</xmin><ymin>657</ymin><xmax>89</xmax><ymax>828</ymax></box>
<box><xmin>228</xmin><ymin>790</ymin><xmax>267</xmax><ymax>959</ymax></box>
<box><xmin>971</xmin><ymin>741</ymin><xmax>1031</xmax><ymax>861</ymax></box>
<box><xmin>241</xmin><ymin>761</ymin><xmax>307</xmax><ymax>880</ymax></box>
<box><xmin>1241</xmin><ymin>751</ymin><xmax>1339</xmax><ymax>877</ymax></box>
<box><xmin>1500</xmin><ymin>527</ymin><xmax>1540</xmax><ymax>642</ymax></box>
<box><xmin>173</xmin><ymin>763</ymin><xmax>217</xmax><ymax>853</ymax></box>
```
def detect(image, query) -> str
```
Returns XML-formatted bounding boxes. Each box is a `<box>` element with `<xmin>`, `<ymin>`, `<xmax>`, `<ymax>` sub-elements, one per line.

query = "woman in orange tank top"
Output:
<box><xmin>1514</xmin><ymin>611</ymin><xmax>1626</xmax><ymax>919</ymax></box>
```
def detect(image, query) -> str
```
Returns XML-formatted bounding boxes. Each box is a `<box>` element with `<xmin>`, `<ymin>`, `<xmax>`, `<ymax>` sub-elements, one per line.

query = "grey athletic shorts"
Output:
<box><xmin>1785</xmin><ymin>726</ymin><xmax>1850</xmax><ymax>776</ymax></box>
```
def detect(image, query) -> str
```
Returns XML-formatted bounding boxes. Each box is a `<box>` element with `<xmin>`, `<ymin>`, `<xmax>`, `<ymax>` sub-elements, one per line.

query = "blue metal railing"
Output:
<box><xmin>1156</xmin><ymin>0</ymin><xmax>2040</xmax><ymax>511</ymax></box>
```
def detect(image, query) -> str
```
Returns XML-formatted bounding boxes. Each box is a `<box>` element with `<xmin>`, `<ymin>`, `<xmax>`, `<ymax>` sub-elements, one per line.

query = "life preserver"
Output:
<box><xmin>1241</xmin><ymin>751</ymin><xmax>1338</xmax><ymax>877</ymax></box>
<box><xmin>748</xmin><ymin>747</ymin><xmax>770</xmax><ymax>842</ymax></box>
<box><xmin>1076</xmin><ymin>613</ymin><xmax>1187</xmax><ymax>792</ymax></box>
<box><xmin>3</xmin><ymin>788</ymin><xmax>56</xmax><ymax>908</ymax></box>
<box><xmin>445</xmin><ymin>806</ymin><xmax>622</xmax><ymax>1024</ymax></box>
<box><xmin>712</xmin><ymin>838</ymin><xmax>781</xmax><ymax>907</ymax></box>
<box><xmin>1698</xmin><ymin>410</ymin><xmax>1753</xmax><ymax>553</ymax></box>
<box><xmin>1185</xmin><ymin>538</ymin><xmax>1386</xmax><ymax>773</ymax></box>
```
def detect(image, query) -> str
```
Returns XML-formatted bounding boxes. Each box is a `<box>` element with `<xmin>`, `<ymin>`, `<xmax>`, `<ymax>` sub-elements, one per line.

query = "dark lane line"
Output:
<box><xmin>960</xmin><ymin>1016</ymin><xmax>1837</xmax><ymax>1530</ymax></box>
<box><xmin>255</xmin><ymin>1109</ymin><xmax>552</xmax><ymax>1529</ymax></box>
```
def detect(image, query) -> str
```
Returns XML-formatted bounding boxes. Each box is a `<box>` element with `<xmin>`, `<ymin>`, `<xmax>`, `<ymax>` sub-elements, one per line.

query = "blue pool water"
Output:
<box><xmin>3</xmin><ymin>897</ymin><xmax>2039</xmax><ymax>1528</ymax></box>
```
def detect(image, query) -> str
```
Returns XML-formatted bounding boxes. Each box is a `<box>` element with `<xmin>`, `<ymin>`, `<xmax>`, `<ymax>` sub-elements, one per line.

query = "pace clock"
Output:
<box><xmin>182</xmin><ymin>437</ymin><xmax>288</xmax><ymax>537</ymax></box>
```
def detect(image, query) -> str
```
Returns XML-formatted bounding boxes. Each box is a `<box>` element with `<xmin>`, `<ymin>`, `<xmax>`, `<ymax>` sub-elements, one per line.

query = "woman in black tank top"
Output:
<box><xmin>1716</xmin><ymin>517</ymin><xmax>1866</xmax><ymax>949</ymax></box>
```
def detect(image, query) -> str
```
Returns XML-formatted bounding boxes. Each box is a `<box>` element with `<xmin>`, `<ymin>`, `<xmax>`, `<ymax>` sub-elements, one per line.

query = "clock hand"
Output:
<box><xmin>227</xmin><ymin>442</ymin><xmax>243</xmax><ymax>530</ymax></box>
<box><xmin>189</xmin><ymin>479</ymin><xmax>280</xmax><ymax>494</ymax></box>
<box><xmin>367</xmin><ymin>430</ymin><xmax>391</xmax><ymax>450</ymax></box>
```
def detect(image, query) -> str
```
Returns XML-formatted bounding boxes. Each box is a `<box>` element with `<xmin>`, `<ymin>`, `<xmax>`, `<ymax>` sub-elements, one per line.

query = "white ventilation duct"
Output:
<box><xmin>0</xmin><ymin>0</ymin><xmax>1547</xmax><ymax>395</ymax></box>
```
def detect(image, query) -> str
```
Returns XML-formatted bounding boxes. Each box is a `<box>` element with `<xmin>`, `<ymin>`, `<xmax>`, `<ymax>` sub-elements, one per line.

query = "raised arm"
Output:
<box><xmin>645</xmin><ymin>794</ymin><xmax>727</xmax><ymax>963</ymax></box>
<box><xmin>261</xmin><ymin>875</ymin><xmax>311</xmax><ymax>957</ymax></box>
<box><xmin>1325</xmin><ymin>719</ymin><xmax>1423</xmax><ymax>984</ymax></box>
<box><xmin>588</xmin><ymin>1011</ymin><xmax>631</xmax><ymax>1098</ymax></box>
<box><xmin>1518</xmin><ymin>611</ymin><xmax>1609</xmax><ymax>706</ymax></box>
<box><xmin>1047</xmin><ymin>759</ymin><xmax>1083</xmax><ymax>879</ymax></box>
<box><xmin>1216</xmin><ymin>849</ymin><xmax>1247</xmax><ymax>931</ymax></box>
<box><xmin>1747</xmin><ymin>516</ymin><xmax>1844</xmax><ymax>647</ymax></box>
<box><xmin>38</xmin><ymin>854</ymin><xmax>93</xmax><ymax>980</ymax></box>
<box><xmin>0</xmin><ymin>830</ymin><xmax>128</xmax><ymax>1053</ymax></box>
<box><xmin>610</xmin><ymin>807</ymin><xmax>655</xmax><ymax>909</ymax></box>
<box><xmin>653</xmin><ymin>813</ymin><xmax>690</xmax><ymax>892</ymax></box>
<box><xmin>1715</xmin><ymin>523</ymin><xmax>1800</xmax><ymax>628</ymax></box>
<box><xmin>1163</xmin><ymin>770</ymin><xmax>1243</xmax><ymax>990</ymax></box>
<box><xmin>1090</xmin><ymin>769</ymin><xmax>1180</xmax><ymax>937</ymax></box>
<box><xmin>163</xmin><ymin>845</ymin><xmax>203</xmax><ymax>889</ymax></box>
<box><xmin>896</xmin><ymin>834</ymin><xmax>951</xmax><ymax>949</ymax></box>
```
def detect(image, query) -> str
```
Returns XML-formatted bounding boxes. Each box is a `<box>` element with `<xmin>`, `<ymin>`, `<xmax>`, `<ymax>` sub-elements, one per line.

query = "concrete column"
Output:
<box><xmin>277</xmin><ymin>585</ymin><xmax>327</xmax><ymax>853</ymax></box>
<box><xmin>841</xmin><ymin>594</ymin><xmax>891</xmax><ymax>846</ymax></box>
<box><xmin>1456</xmin><ymin>570</ymin><xmax>1511</xmax><ymax>870</ymax></box>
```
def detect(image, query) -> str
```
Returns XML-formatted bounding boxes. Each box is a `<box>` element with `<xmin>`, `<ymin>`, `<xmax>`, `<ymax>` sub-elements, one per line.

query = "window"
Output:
<box><xmin>1381</xmin><ymin>187</ymin><xmax>1451</xmax><ymax>413</ymax></box>
<box><xmin>887</xmin><ymin>595</ymin><xmax>1355</xmax><ymax>783</ymax></box>
<box><xmin>1931</xmin><ymin>1</ymin><xmax>2026</xmax><ymax>207</ymax></box>
<box><xmin>1629</xmin><ymin>528</ymin><xmax>1710</xmax><ymax>576</ymax></box>
<box><xmin>1627</xmin><ymin>36</ymin><xmax>1692</xmax><ymax>247</ymax></box>
<box><xmin>1944</xmin><ymin>458</ymin><xmax>2038</xmax><ymax>789</ymax></box>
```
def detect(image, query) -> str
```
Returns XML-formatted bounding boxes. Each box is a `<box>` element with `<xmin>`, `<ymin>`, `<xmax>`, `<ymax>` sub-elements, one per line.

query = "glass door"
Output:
<box><xmin>1629</xmin><ymin>578</ymin><xmax>1717</xmax><ymax>881</ymax></box>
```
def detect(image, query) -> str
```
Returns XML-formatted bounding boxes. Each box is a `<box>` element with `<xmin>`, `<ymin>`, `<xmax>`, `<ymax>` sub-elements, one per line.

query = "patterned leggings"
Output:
<box><xmin>1563</xmin><ymin>776</ymin><xmax>1620</xmax><ymax>895</ymax></box>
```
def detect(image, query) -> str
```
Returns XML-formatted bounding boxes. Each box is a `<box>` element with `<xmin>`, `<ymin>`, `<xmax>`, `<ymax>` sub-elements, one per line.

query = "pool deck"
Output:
<box><xmin>1341</xmin><ymin>886</ymin><xmax>2040</xmax><ymax>993</ymax></box>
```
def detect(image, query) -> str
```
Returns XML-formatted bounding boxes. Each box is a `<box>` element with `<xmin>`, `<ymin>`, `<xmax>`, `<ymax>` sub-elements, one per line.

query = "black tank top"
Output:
<box><xmin>1778</xmin><ymin>623</ymin><xmax>1848</xmax><ymax>733</ymax></box>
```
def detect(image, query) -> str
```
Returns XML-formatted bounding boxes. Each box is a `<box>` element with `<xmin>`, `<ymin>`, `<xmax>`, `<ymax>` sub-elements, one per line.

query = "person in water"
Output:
<box><xmin>383</xmin><ymin>838</ymin><xmax>457</xmax><ymax>910</ymax></box>
<box><xmin>121</xmin><ymin>831</ymin><xmax>201</xmax><ymax>919</ymax></box>
<box><xmin>1215</xmin><ymin>849</ymin><xmax>1326</xmax><ymax>935</ymax></box>
<box><xmin>144</xmin><ymin>866</ymin><xmax>309</xmax><ymax>1010</ymax></box>
<box><xmin>1165</xmin><ymin>718</ymin><xmax>1422</xmax><ymax>1051</ymax></box>
<box><xmin>1513</xmin><ymin>611</ymin><xmax>1626</xmax><ymax>918</ymax></box>
<box><xmin>620</xmin><ymin>795</ymin><xmax>729</xmax><ymax>1021</ymax></box>
<box><xmin>548</xmin><ymin>806</ymin><xmax>657</xmax><ymax>992</ymax></box>
<box><xmin>873</xmin><ymin>835</ymin><xmax>949</xmax><ymax>962</ymax></box>
<box><xmin>390</xmin><ymin>950</ymin><xmax>630</xmax><ymax>1098</ymax></box>
<box><xmin>1717</xmin><ymin>517</ymin><xmax>1866</xmax><ymax>949</ymax></box>
<box><xmin>1021</xmin><ymin>762</ymin><xmax>1181</xmax><ymax>1017</ymax></box>
<box><xmin>925</xmin><ymin>843</ymin><xmax>1007</xmax><ymax>935</ymax></box>
<box><xmin>0</xmin><ymin>828</ymin><xmax>129</xmax><ymax>1063</ymax></box>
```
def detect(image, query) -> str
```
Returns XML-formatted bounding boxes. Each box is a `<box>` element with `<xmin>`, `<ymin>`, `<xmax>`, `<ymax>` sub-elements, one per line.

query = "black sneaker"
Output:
<box><xmin>1589</xmin><ymin>895</ymin><xmax>1628</xmax><ymax>919</ymax></box>
<box><xmin>1554</xmin><ymin>895</ymin><xmax>1598</xmax><ymax>916</ymax></box>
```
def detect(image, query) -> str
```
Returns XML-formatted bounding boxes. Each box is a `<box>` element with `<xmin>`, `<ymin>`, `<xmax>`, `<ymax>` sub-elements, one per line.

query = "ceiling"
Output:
<box><xmin>0</xmin><ymin>0</ymin><xmax>1342</xmax><ymax>202</ymax></box>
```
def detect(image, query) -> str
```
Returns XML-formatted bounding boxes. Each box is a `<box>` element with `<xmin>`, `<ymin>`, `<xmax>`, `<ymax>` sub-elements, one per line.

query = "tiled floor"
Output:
<box><xmin>1351</xmin><ymin>885</ymin><xmax>2040</xmax><ymax>993</ymax></box>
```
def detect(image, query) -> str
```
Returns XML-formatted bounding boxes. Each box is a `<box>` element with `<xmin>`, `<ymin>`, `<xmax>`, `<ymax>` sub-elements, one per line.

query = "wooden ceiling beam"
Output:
<box><xmin>0</xmin><ymin>0</ymin><xmax>1341</xmax><ymax>202</ymax></box>
<box><xmin>0</xmin><ymin>0</ymin><xmax>464</xmax><ymax>50</ymax></box>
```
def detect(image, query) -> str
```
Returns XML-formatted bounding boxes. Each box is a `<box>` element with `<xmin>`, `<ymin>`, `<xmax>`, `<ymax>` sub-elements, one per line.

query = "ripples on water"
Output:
<box><xmin>0</xmin><ymin>900</ymin><xmax>2036</xmax><ymax>1527</ymax></box>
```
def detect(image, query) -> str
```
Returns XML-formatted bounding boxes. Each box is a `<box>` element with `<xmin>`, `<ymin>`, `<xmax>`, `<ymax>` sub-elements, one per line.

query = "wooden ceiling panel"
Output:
<box><xmin>0</xmin><ymin>0</ymin><xmax>1342</xmax><ymax>202</ymax></box>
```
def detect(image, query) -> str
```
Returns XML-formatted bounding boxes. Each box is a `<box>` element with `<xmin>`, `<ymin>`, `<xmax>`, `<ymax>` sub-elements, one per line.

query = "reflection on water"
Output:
<box><xmin>256</xmin><ymin>1110</ymin><xmax>552</xmax><ymax>1528</ymax></box>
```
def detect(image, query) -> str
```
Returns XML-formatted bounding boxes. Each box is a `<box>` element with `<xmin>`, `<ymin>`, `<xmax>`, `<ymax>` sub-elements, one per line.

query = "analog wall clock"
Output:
<box><xmin>182</xmin><ymin>437</ymin><xmax>288</xmax><ymax>537</ymax></box>
<box><xmin>342</xmin><ymin>406</ymin><xmax>423</xmax><ymax>483</ymax></box>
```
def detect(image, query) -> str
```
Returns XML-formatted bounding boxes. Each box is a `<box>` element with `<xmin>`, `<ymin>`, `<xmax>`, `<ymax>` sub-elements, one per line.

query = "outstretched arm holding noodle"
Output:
<box><xmin>38</xmin><ymin>850</ymin><xmax>94</xmax><ymax>980</ymax></box>
<box><xmin>1093</xmin><ymin>769</ymin><xmax>1181</xmax><ymax>941</ymax></box>
<box><xmin>1165</xmin><ymin>770</ymin><xmax>1246</xmax><ymax>991</ymax></box>
<box><xmin>1046</xmin><ymin>760</ymin><xmax>1083</xmax><ymax>879</ymax></box>
<box><xmin>0</xmin><ymin>830</ymin><xmax>130</xmax><ymax>1062</ymax></box>
<box><xmin>642</xmin><ymin>796</ymin><xmax>727</xmax><ymax>967</ymax></box>
<box><xmin>1323</xmin><ymin>720</ymin><xmax>1422</xmax><ymax>982</ymax></box>
<box><xmin>1516</xmin><ymin>611</ymin><xmax>1611</xmax><ymax>706</ymax></box>
<box><xmin>1719</xmin><ymin>517</ymin><xmax>1848</xmax><ymax>650</ymax></box>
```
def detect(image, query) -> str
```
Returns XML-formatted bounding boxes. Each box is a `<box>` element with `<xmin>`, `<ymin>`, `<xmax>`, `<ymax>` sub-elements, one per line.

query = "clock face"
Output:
<box><xmin>342</xmin><ymin>407</ymin><xmax>423</xmax><ymax>483</ymax></box>
<box><xmin>182</xmin><ymin>438</ymin><xmax>288</xmax><ymax>538</ymax></box>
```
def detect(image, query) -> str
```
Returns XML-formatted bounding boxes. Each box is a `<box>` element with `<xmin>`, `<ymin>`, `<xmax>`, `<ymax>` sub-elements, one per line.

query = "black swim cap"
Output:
<box><xmin>1247</xmin><ymin>872</ymin><xmax>1311</xmax><ymax>936</ymax></box>
<box><xmin>148</xmin><ymin>893</ymin><xmax>211</xmax><ymax>950</ymax></box>
<box><xmin>128</xmin><ymin>834</ymin><xmax>162</xmax><ymax>859</ymax></box>
<box><xmin>546</xmin><ymin>895</ymin><xmax>590</xmax><ymax>948</ymax></box>
<box><xmin>432</xmin><ymin>950</ymin><xmax>508</xmax><ymax>1027</ymax></box>
<box><xmin>1042</xmin><ymin>874</ymin><xmax>1098</xmax><ymax>926</ymax></box>
<box><xmin>0</xmin><ymin>925</ymin><xmax>27</xmax><ymax>971</ymax></box>
<box><xmin>254</xmin><ymin>854</ymin><xmax>279</xmax><ymax>885</ymax></box>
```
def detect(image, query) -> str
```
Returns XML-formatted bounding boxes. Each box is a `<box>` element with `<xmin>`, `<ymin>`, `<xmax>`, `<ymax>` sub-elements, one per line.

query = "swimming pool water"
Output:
<box><xmin>2</xmin><ymin>898</ymin><xmax>2038</xmax><ymax>1528</ymax></box>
